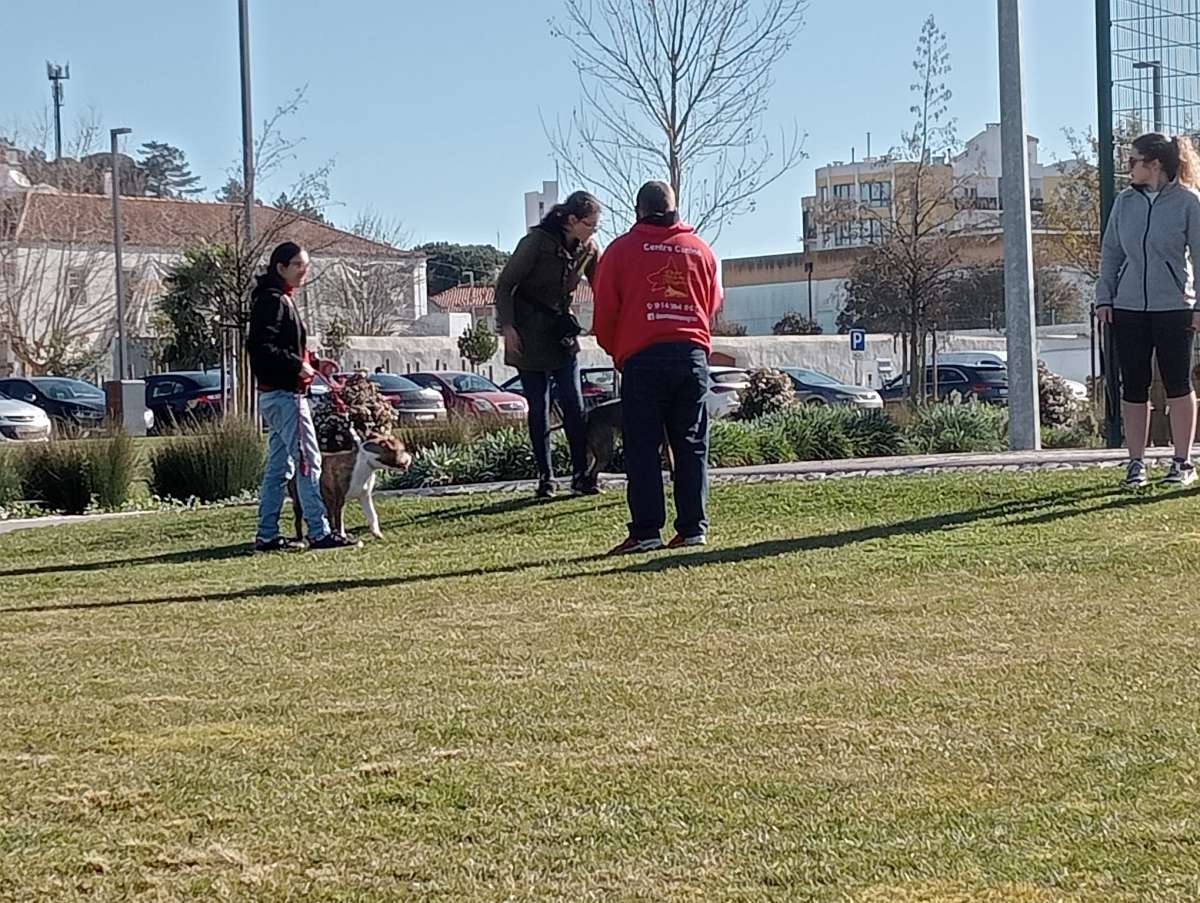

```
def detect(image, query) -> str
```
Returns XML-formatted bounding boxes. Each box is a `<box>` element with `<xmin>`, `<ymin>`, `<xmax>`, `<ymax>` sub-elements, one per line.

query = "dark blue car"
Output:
<box><xmin>879</xmin><ymin>364</ymin><xmax>1009</xmax><ymax>404</ymax></box>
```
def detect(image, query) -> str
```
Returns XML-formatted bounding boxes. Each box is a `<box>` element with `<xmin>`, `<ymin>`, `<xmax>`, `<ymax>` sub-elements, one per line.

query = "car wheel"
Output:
<box><xmin>805</xmin><ymin>397</ymin><xmax>827</xmax><ymax>406</ymax></box>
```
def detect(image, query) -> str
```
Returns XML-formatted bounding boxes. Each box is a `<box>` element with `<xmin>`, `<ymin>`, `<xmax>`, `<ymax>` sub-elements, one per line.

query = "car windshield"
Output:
<box><xmin>370</xmin><ymin>374</ymin><xmax>421</xmax><ymax>391</ymax></box>
<box><xmin>450</xmin><ymin>373</ymin><xmax>499</xmax><ymax>393</ymax></box>
<box><xmin>710</xmin><ymin>369</ymin><xmax>748</xmax><ymax>385</ymax></box>
<box><xmin>786</xmin><ymin>368</ymin><xmax>841</xmax><ymax>387</ymax></box>
<box><xmin>34</xmin><ymin>378</ymin><xmax>104</xmax><ymax>400</ymax></box>
<box><xmin>0</xmin><ymin>390</ymin><xmax>10</xmax><ymax>401</ymax></box>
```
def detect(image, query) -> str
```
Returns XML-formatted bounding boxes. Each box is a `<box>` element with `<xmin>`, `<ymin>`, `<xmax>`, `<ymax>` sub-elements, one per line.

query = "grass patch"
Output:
<box><xmin>1</xmin><ymin>469</ymin><xmax>1199</xmax><ymax>900</ymax></box>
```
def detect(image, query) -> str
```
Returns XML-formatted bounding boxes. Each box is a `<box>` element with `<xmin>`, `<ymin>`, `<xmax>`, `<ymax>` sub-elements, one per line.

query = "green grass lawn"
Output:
<box><xmin>1</xmin><ymin>470</ymin><xmax>1199</xmax><ymax>902</ymax></box>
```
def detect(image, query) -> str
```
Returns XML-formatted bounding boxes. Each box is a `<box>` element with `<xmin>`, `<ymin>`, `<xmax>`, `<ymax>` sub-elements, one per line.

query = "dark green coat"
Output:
<box><xmin>494</xmin><ymin>226</ymin><xmax>598</xmax><ymax>371</ymax></box>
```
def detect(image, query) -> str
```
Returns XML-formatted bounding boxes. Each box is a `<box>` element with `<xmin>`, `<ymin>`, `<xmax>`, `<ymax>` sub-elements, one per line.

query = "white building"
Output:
<box><xmin>524</xmin><ymin>180</ymin><xmax>558</xmax><ymax>229</ymax></box>
<box><xmin>0</xmin><ymin>154</ymin><xmax>428</xmax><ymax>378</ymax></box>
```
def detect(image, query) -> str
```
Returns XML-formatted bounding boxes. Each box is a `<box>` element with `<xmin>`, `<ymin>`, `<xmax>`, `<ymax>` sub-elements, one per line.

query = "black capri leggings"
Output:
<box><xmin>1113</xmin><ymin>308</ymin><xmax>1196</xmax><ymax>403</ymax></box>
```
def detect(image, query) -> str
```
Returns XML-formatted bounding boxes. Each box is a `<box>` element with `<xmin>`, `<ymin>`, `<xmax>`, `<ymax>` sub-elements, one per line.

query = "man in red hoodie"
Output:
<box><xmin>592</xmin><ymin>181</ymin><xmax>723</xmax><ymax>555</ymax></box>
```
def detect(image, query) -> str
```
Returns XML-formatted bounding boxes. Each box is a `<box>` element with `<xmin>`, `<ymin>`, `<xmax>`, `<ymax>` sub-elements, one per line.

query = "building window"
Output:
<box><xmin>1</xmin><ymin>259</ymin><xmax>16</xmax><ymax>289</ymax></box>
<box><xmin>865</xmin><ymin>219</ymin><xmax>884</xmax><ymax>243</ymax></box>
<box><xmin>832</xmin><ymin>183</ymin><xmax>854</xmax><ymax>201</ymax></box>
<box><xmin>65</xmin><ymin>268</ymin><xmax>87</xmax><ymax>307</ymax></box>
<box><xmin>860</xmin><ymin>181</ymin><xmax>891</xmax><ymax>208</ymax></box>
<box><xmin>819</xmin><ymin>185</ymin><xmax>828</xmax><ymax>203</ymax></box>
<box><xmin>834</xmin><ymin>223</ymin><xmax>854</xmax><ymax>246</ymax></box>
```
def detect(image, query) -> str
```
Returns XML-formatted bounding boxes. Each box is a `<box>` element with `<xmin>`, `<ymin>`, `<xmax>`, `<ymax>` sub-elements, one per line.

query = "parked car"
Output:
<box><xmin>406</xmin><ymin>371</ymin><xmax>529</xmax><ymax>420</ymax></box>
<box><xmin>0</xmin><ymin>376</ymin><xmax>155</xmax><ymax>435</ymax></box>
<box><xmin>0</xmin><ymin>376</ymin><xmax>106</xmax><ymax>433</ymax></box>
<box><xmin>781</xmin><ymin>368</ymin><xmax>884</xmax><ymax>408</ymax></box>
<box><xmin>707</xmin><ymin>366</ymin><xmax>749</xmax><ymax>419</ymax></box>
<box><xmin>360</xmin><ymin>372</ymin><xmax>447</xmax><ymax>423</ymax></box>
<box><xmin>144</xmin><ymin>371</ymin><xmax>225</xmax><ymax>432</ymax></box>
<box><xmin>500</xmin><ymin>367</ymin><xmax>620</xmax><ymax>412</ymax></box>
<box><xmin>0</xmin><ymin>390</ymin><xmax>52</xmax><ymax>441</ymax></box>
<box><xmin>879</xmin><ymin>363</ymin><xmax>1009</xmax><ymax>404</ymax></box>
<box><xmin>934</xmin><ymin>351</ymin><xmax>1087</xmax><ymax>400</ymax></box>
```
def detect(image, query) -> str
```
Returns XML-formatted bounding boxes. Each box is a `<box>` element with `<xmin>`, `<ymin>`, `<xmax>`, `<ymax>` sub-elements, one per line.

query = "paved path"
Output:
<box><xmin>0</xmin><ymin>445</ymin><xmax>1187</xmax><ymax>535</ymax></box>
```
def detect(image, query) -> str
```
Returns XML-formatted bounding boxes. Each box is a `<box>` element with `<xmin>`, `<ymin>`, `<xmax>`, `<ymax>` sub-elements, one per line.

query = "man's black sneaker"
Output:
<box><xmin>535</xmin><ymin>480</ymin><xmax>556</xmax><ymax>499</ymax></box>
<box><xmin>309</xmin><ymin>533</ymin><xmax>362</xmax><ymax>550</ymax></box>
<box><xmin>254</xmin><ymin>536</ymin><xmax>305</xmax><ymax>553</ymax></box>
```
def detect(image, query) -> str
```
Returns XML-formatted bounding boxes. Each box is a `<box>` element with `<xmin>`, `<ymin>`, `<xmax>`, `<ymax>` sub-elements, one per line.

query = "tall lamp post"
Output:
<box><xmin>1133</xmin><ymin>60</ymin><xmax>1164</xmax><ymax>132</ymax></box>
<box><xmin>110</xmin><ymin>127</ymin><xmax>132</xmax><ymax>380</ymax></box>
<box><xmin>804</xmin><ymin>260</ymin><xmax>814</xmax><ymax>323</ymax></box>
<box><xmin>998</xmin><ymin>0</ymin><xmax>1041</xmax><ymax>449</ymax></box>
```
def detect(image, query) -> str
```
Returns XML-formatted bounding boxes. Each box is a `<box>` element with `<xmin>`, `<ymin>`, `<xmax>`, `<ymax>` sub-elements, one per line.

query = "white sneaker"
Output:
<box><xmin>1163</xmin><ymin>458</ymin><xmax>1197</xmax><ymax>486</ymax></box>
<box><xmin>1123</xmin><ymin>459</ymin><xmax>1149</xmax><ymax>488</ymax></box>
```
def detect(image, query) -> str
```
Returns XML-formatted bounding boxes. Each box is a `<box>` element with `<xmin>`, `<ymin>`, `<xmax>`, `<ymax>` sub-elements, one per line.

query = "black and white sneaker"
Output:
<box><xmin>1123</xmin><ymin>458</ymin><xmax>1149</xmax><ymax>488</ymax></box>
<box><xmin>1163</xmin><ymin>458</ymin><xmax>1197</xmax><ymax>486</ymax></box>
<box><xmin>254</xmin><ymin>536</ymin><xmax>305</xmax><ymax>553</ymax></box>
<box><xmin>309</xmin><ymin>533</ymin><xmax>362</xmax><ymax>550</ymax></box>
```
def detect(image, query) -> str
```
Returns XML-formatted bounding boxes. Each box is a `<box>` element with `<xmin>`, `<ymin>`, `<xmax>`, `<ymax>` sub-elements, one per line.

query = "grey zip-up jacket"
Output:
<box><xmin>1096</xmin><ymin>180</ymin><xmax>1200</xmax><ymax>312</ymax></box>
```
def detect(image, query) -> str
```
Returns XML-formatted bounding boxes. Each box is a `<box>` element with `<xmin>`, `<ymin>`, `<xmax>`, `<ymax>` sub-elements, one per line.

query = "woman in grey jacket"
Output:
<box><xmin>1096</xmin><ymin>132</ymin><xmax>1200</xmax><ymax>487</ymax></box>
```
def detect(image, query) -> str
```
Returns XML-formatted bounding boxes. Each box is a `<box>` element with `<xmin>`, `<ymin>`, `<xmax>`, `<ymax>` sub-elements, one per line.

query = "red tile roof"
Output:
<box><xmin>7</xmin><ymin>190</ymin><xmax>422</xmax><ymax>259</ymax></box>
<box><xmin>430</xmin><ymin>282</ymin><xmax>594</xmax><ymax>312</ymax></box>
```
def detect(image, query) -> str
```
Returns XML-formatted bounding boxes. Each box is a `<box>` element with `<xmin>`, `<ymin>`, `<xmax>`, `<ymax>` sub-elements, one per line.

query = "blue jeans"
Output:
<box><xmin>621</xmin><ymin>342</ymin><xmax>709</xmax><ymax>540</ymax></box>
<box><xmin>256</xmin><ymin>390</ymin><xmax>330</xmax><ymax>542</ymax></box>
<box><xmin>521</xmin><ymin>358</ymin><xmax>588</xmax><ymax>483</ymax></box>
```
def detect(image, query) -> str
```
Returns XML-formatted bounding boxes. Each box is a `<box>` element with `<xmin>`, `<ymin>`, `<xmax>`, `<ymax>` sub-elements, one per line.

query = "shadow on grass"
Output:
<box><xmin>3</xmin><ymin>483</ymin><xmax>1185</xmax><ymax>616</ymax></box>
<box><xmin>0</xmin><ymin>542</ymin><xmax>254</xmax><ymax>579</ymax></box>
<box><xmin>554</xmin><ymin>484</ymin><xmax>1184</xmax><ymax>580</ymax></box>
<box><xmin>0</xmin><ymin>552</ymin><xmax>613</xmax><ymax>616</ymax></box>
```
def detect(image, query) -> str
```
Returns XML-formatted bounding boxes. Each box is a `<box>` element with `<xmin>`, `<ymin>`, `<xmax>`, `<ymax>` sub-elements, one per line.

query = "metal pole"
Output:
<box><xmin>238</xmin><ymin>0</ymin><xmax>255</xmax><ymax>419</ymax></box>
<box><xmin>998</xmin><ymin>0</ymin><xmax>1041</xmax><ymax>449</ymax></box>
<box><xmin>110</xmin><ymin>127</ymin><xmax>132</xmax><ymax>380</ymax></box>
<box><xmin>805</xmin><ymin>261</ymin><xmax>814</xmax><ymax>322</ymax></box>
<box><xmin>1134</xmin><ymin>61</ymin><xmax>1164</xmax><ymax>132</ymax></box>
<box><xmin>1097</xmin><ymin>0</ymin><xmax>1121</xmax><ymax>447</ymax></box>
<box><xmin>1153</xmin><ymin>65</ymin><xmax>1163</xmax><ymax>132</ymax></box>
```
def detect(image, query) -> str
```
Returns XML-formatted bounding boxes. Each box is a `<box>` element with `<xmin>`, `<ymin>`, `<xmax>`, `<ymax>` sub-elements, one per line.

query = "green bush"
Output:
<box><xmin>753</xmin><ymin>423</ymin><xmax>794</xmax><ymax>464</ymax></box>
<box><xmin>903</xmin><ymin>402</ymin><xmax>1008</xmax><ymax>454</ymax></box>
<box><xmin>738</xmin><ymin>368</ymin><xmax>796</xmax><ymax>420</ymax></box>
<box><xmin>708</xmin><ymin>420</ymin><xmax>761</xmax><ymax>467</ymax></box>
<box><xmin>836</xmin><ymin>408</ymin><xmax>905</xmax><ymax>457</ymax></box>
<box><xmin>472</xmin><ymin>428</ymin><xmax>536</xmax><ymax>481</ymax></box>
<box><xmin>1039</xmin><ymin>363</ymin><xmax>1080</xmax><ymax>428</ymax></box>
<box><xmin>88</xmin><ymin>432</ymin><xmax>140</xmax><ymax>509</ymax></box>
<box><xmin>20</xmin><ymin>441</ymin><xmax>94</xmax><ymax>514</ymax></box>
<box><xmin>150</xmin><ymin>418</ymin><xmax>265</xmax><ymax>502</ymax></box>
<box><xmin>761</xmin><ymin>407</ymin><xmax>854</xmax><ymax>461</ymax></box>
<box><xmin>0</xmin><ymin>447</ymin><xmax>23</xmax><ymax>507</ymax></box>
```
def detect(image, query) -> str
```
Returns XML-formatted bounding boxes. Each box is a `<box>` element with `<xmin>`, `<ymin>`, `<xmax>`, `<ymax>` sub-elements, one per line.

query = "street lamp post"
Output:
<box><xmin>998</xmin><ymin>0</ymin><xmax>1041</xmax><ymax>449</ymax></box>
<box><xmin>1133</xmin><ymin>60</ymin><xmax>1164</xmax><ymax>132</ymax></box>
<box><xmin>110</xmin><ymin>127</ymin><xmax>132</xmax><ymax>380</ymax></box>
<box><xmin>804</xmin><ymin>260</ymin><xmax>814</xmax><ymax>323</ymax></box>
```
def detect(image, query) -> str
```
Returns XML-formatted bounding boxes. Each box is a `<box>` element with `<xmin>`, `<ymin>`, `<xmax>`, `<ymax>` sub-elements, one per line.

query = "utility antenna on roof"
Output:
<box><xmin>46</xmin><ymin>62</ymin><xmax>70</xmax><ymax>161</ymax></box>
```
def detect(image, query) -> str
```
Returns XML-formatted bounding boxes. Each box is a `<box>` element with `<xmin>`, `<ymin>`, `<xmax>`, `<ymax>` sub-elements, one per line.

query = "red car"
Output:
<box><xmin>406</xmin><ymin>371</ymin><xmax>529</xmax><ymax>420</ymax></box>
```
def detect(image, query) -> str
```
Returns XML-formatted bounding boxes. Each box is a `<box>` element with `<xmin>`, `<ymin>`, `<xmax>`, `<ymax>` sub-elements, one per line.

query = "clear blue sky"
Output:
<box><xmin>1</xmin><ymin>0</ymin><xmax>1096</xmax><ymax>259</ymax></box>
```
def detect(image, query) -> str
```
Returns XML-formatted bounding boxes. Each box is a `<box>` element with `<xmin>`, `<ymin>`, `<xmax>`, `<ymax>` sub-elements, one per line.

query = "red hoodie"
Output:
<box><xmin>591</xmin><ymin>220</ymin><xmax>722</xmax><ymax>368</ymax></box>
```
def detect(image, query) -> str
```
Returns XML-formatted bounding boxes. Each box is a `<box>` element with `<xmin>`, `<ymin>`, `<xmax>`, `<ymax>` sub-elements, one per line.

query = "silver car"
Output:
<box><xmin>0</xmin><ymin>390</ymin><xmax>52</xmax><ymax>441</ymax></box>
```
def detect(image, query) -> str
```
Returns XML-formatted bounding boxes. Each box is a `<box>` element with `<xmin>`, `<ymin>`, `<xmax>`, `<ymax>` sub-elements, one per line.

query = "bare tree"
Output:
<box><xmin>307</xmin><ymin>212</ymin><xmax>415</xmax><ymax>337</ymax></box>
<box><xmin>547</xmin><ymin>0</ymin><xmax>807</xmax><ymax>240</ymax></box>
<box><xmin>0</xmin><ymin>197</ymin><xmax>153</xmax><ymax>375</ymax></box>
<box><xmin>830</xmin><ymin>16</ymin><xmax>979</xmax><ymax>401</ymax></box>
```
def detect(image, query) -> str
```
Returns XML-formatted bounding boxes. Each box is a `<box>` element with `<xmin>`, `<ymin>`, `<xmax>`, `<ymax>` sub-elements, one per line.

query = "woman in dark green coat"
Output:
<box><xmin>495</xmin><ymin>191</ymin><xmax>601</xmax><ymax>498</ymax></box>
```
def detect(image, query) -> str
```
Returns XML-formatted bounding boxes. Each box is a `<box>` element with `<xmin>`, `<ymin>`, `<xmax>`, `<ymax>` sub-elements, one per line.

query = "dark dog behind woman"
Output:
<box><xmin>1097</xmin><ymin>132</ymin><xmax>1200</xmax><ymax>488</ymax></box>
<box><xmin>495</xmin><ymin>190</ymin><xmax>601</xmax><ymax>499</ymax></box>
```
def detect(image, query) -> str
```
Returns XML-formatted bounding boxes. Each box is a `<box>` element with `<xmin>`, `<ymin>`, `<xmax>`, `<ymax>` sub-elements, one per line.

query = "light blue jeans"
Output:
<box><xmin>256</xmin><ymin>390</ymin><xmax>330</xmax><ymax>542</ymax></box>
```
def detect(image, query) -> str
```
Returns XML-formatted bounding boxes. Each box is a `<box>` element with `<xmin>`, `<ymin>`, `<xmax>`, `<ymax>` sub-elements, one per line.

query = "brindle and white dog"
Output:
<box><xmin>289</xmin><ymin>432</ymin><xmax>412</xmax><ymax>540</ymax></box>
